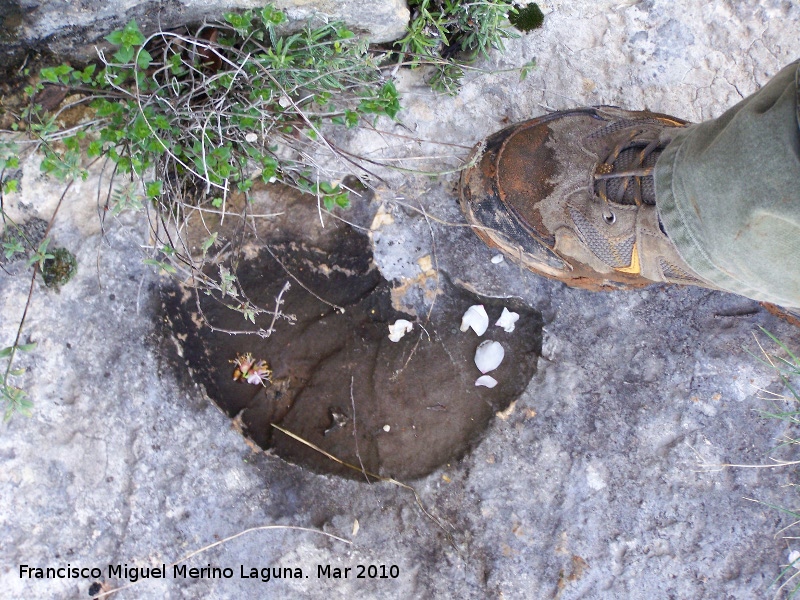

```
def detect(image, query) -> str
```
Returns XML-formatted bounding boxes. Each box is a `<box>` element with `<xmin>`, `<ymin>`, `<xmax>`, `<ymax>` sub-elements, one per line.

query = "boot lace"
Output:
<box><xmin>593</xmin><ymin>130</ymin><xmax>665</xmax><ymax>207</ymax></box>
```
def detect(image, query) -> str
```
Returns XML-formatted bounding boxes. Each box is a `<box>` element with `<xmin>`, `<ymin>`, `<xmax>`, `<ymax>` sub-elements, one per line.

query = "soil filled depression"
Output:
<box><xmin>162</xmin><ymin>223</ymin><xmax>543</xmax><ymax>480</ymax></box>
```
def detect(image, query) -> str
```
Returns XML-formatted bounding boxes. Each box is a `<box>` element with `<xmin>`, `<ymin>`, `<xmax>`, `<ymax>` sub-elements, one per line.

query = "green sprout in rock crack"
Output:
<box><xmin>395</xmin><ymin>0</ymin><xmax>544</xmax><ymax>94</ymax></box>
<box><xmin>1</xmin><ymin>342</ymin><xmax>35</xmax><ymax>421</ymax></box>
<box><xmin>0</xmin><ymin>228</ymin><xmax>76</xmax><ymax>419</ymax></box>
<box><xmin>0</xmin><ymin>211</ymin><xmax>75</xmax><ymax>419</ymax></box>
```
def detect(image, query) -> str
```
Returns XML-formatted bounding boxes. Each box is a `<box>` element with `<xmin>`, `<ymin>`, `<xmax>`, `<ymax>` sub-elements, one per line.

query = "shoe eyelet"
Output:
<box><xmin>603</xmin><ymin>210</ymin><xmax>616</xmax><ymax>225</ymax></box>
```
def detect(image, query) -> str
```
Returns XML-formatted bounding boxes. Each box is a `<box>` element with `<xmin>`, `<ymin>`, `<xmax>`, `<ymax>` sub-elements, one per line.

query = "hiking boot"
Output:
<box><xmin>458</xmin><ymin>106</ymin><xmax>717</xmax><ymax>292</ymax></box>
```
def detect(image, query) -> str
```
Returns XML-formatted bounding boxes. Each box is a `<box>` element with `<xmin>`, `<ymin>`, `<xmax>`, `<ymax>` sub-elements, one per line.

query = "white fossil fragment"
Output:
<box><xmin>475</xmin><ymin>340</ymin><xmax>504</xmax><ymax>373</ymax></box>
<box><xmin>388</xmin><ymin>319</ymin><xmax>413</xmax><ymax>342</ymax></box>
<box><xmin>495</xmin><ymin>307</ymin><xmax>520</xmax><ymax>333</ymax></box>
<box><xmin>460</xmin><ymin>305</ymin><xmax>489</xmax><ymax>336</ymax></box>
<box><xmin>475</xmin><ymin>375</ymin><xmax>498</xmax><ymax>388</ymax></box>
<box><xmin>790</xmin><ymin>550</ymin><xmax>800</xmax><ymax>569</ymax></box>
<box><xmin>491</xmin><ymin>254</ymin><xmax>505</xmax><ymax>264</ymax></box>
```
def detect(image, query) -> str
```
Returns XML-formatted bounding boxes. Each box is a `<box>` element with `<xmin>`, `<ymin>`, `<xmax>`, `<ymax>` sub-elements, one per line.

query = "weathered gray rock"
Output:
<box><xmin>2</xmin><ymin>1</ymin><xmax>800</xmax><ymax>599</ymax></box>
<box><xmin>0</xmin><ymin>0</ymin><xmax>408</xmax><ymax>67</ymax></box>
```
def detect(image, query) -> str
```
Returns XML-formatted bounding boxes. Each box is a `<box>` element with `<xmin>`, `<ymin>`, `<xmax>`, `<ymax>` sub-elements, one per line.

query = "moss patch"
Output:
<box><xmin>510</xmin><ymin>3</ymin><xmax>545</xmax><ymax>32</ymax></box>
<box><xmin>42</xmin><ymin>247</ymin><xmax>77</xmax><ymax>290</ymax></box>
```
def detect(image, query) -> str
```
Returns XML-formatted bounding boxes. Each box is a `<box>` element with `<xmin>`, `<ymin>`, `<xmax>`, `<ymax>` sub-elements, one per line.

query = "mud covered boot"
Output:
<box><xmin>459</xmin><ymin>106</ymin><xmax>718</xmax><ymax>292</ymax></box>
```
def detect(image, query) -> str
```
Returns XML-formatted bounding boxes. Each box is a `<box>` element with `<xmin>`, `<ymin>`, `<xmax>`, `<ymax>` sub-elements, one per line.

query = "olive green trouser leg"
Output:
<box><xmin>654</xmin><ymin>60</ymin><xmax>800</xmax><ymax>309</ymax></box>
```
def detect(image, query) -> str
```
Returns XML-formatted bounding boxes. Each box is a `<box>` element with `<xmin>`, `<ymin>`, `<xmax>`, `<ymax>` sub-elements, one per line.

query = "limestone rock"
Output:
<box><xmin>0</xmin><ymin>0</ymin><xmax>408</xmax><ymax>68</ymax></box>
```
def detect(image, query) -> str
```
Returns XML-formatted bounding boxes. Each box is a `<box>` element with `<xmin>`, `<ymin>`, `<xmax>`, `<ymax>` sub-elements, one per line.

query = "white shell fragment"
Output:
<box><xmin>244</xmin><ymin>132</ymin><xmax>258</xmax><ymax>143</ymax></box>
<box><xmin>475</xmin><ymin>340</ymin><xmax>505</xmax><ymax>373</ymax></box>
<box><xmin>475</xmin><ymin>375</ymin><xmax>498</xmax><ymax>388</ymax></box>
<box><xmin>495</xmin><ymin>307</ymin><xmax>520</xmax><ymax>333</ymax></box>
<box><xmin>491</xmin><ymin>254</ymin><xmax>505</xmax><ymax>264</ymax></box>
<box><xmin>460</xmin><ymin>305</ymin><xmax>489</xmax><ymax>336</ymax></box>
<box><xmin>388</xmin><ymin>319</ymin><xmax>413</xmax><ymax>342</ymax></box>
<box><xmin>790</xmin><ymin>550</ymin><xmax>800</xmax><ymax>569</ymax></box>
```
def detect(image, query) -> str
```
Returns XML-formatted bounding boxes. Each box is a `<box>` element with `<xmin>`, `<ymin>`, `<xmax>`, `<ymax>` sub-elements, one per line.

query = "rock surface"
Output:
<box><xmin>0</xmin><ymin>0</ymin><xmax>408</xmax><ymax>67</ymax></box>
<box><xmin>2</xmin><ymin>1</ymin><xmax>800</xmax><ymax>599</ymax></box>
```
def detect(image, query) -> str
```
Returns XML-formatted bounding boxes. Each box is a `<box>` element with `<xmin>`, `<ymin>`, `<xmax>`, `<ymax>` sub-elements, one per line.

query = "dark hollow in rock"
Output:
<box><xmin>162</xmin><ymin>226</ymin><xmax>542</xmax><ymax>480</ymax></box>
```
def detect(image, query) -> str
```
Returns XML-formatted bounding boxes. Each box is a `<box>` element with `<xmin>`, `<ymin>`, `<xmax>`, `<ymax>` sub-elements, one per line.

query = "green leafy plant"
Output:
<box><xmin>0</xmin><ymin>210</ymin><xmax>78</xmax><ymax>419</ymax></box>
<box><xmin>3</xmin><ymin>6</ymin><xmax>401</xmax><ymax>329</ymax></box>
<box><xmin>0</xmin><ymin>5</ymin><xmax>411</xmax><ymax>419</ymax></box>
<box><xmin>395</xmin><ymin>0</ymin><xmax>539</xmax><ymax>93</ymax></box>
<box><xmin>0</xmin><ymin>140</ymin><xmax>20</xmax><ymax>194</ymax></box>
<box><xmin>1</xmin><ymin>342</ymin><xmax>35</xmax><ymax>421</ymax></box>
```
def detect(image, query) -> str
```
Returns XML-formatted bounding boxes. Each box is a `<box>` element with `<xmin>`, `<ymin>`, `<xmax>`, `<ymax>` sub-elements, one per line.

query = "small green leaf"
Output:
<box><xmin>79</xmin><ymin>64</ymin><xmax>97</xmax><ymax>82</ymax></box>
<box><xmin>2</xmin><ymin>179</ymin><xmax>18</xmax><ymax>194</ymax></box>
<box><xmin>335</xmin><ymin>192</ymin><xmax>350</xmax><ymax>208</ymax></box>
<box><xmin>114</xmin><ymin>46</ymin><xmax>135</xmax><ymax>64</ymax></box>
<box><xmin>63</xmin><ymin>136</ymin><xmax>80</xmax><ymax>152</ymax></box>
<box><xmin>224</xmin><ymin>11</ymin><xmax>253</xmax><ymax>35</ymax></box>
<box><xmin>145</xmin><ymin>180</ymin><xmax>162</xmax><ymax>199</ymax></box>
<box><xmin>87</xmin><ymin>140</ymin><xmax>103</xmax><ymax>157</ymax></box>
<box><xmin>109</xmin><ymin>182</ymin><xmax>143</xmax><ymax>214</ymax></box>
<box><xmin>168</xmin><ymin>52</ymin><xmax>186</xmax><ymax>75</ymax></box>
<box><xmin>260</xmin><ymin>5</ymin><xmax>286</xmax><ymax>25</ymax></box>
<box><xmin>143</xmin><ymin>258</ymin><xmax>177</xmax><ymax>274</ymax></box>
<box><xmin>520</xmin><ymin>59</ymin><xmax>537</xmax><ymax>81</ymax></box>
<box><xmin>121</xmin><ymin>20</ymin><xmax>146</xmax><ymax>46</ymax></box>
<box><xmin>27</xmin><ymin>238</ymin><xmax>54</xmax><ymax>269</ymax></box>
<box><xmin>0</xmin><ymin>342</ymin><xmax>36</xmax><ymax>358</ymax></box>
<box><xmin>201</xmin><ymin>232</ymin><xmax>218</xmax><ymax>254</ymax></box>
<box><xmin>40</xmin><ymin>67</ymin><xmax>60</xmax><ymax>83</ymax></box>
<box><xmin>105</xmin><ymin>29</ymin><xmax>125</xmax><ymax>45</ymax></box>
<box><xmin>336</xmin><ymin>28</ymin><xmax>354</xmax><ymax>40</ymax></box>
<box><xmin>2</xmin><ymin>238</ymin><xmax>25</xmax><ymax>259</ymax></box>
<box><xmin>242</xmin><ymin>305</ymin><xmax>256</xmax><ymax>323</ymax></box>
<box><xmin>136</xmin><ymin>48</ymin><xmax>153</xmax><ymax>70</ymax></box>
<box><xmin>219</xmin><ymin>265</ymin><xmax>238</xmax><ymax>298</ymax></box>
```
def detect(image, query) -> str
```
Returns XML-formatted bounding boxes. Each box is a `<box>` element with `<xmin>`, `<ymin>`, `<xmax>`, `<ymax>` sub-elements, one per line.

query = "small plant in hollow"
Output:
<box><xmin>5</xmin><ymin>6</ymin><xmax>400</xmax><ymax>308</ymax></box>
<box><xmin>394</xmin><ymin>0</ymin><xmax>541</xmax><ymax>93</ymax></box>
